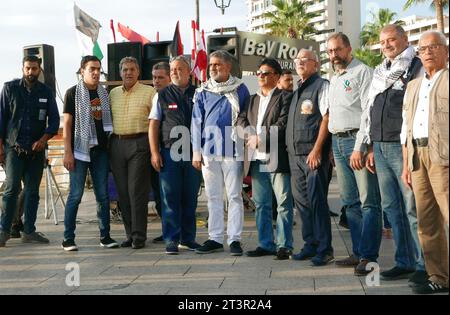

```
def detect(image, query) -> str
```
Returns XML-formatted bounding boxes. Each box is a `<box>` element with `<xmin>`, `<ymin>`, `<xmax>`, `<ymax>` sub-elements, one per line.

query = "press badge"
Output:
<box><xmin>39</xmin><ymin>98</ymin><xmax>48</xmax><ymax>103</ymax></box>
<box><xmin>39</xmin><ymin>109</ymin><xmax>47</xmax><ymax>121</ymax></box>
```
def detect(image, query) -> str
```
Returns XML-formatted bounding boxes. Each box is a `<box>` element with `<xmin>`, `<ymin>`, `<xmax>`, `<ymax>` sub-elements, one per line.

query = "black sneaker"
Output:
<box><xmin>166</xmin><ymin>242</ymin><xmax>179</xmax><ymax>255</ymax></box>
<box><xmin>178</xmin><ymin>241</ymin><xmax>201</xmax><ymax>251</ymax></box>
<box><xmin>380</xmin><ymin>266</ymin><xmax>415</xmax><ymax>281</ymax></box>
<box><xmin>412</xmin><ymin>280</ymin><xmax>449</xmax><ymax>294</ymax></box>
<box><xmin>311</xmin><ymin>253</ymin><xmax>335</xmax><ymax>266</ymax></box>
<box><xmin>22</xmin><ymin>232</ymin><xmax>50</xmax><ymax>244</ymax></box>
<box><xmin>132</xmin><ymin>240</ymin><xmax>146</xmax><ymax>249</ymax></box>
<box><xmin>62</xmin><ymin>239</ymin><xmax>78</xmax><ymax>251</ymax></box>
<box><xmin>275</xmin><ymin>248</ymin><xmax>292</xmax><ymax>260</ymax></box>
<box><xmin>230</xmin><ymin>241</ymin><xmax>243</xmax><ymax>256</ymax></box>
<box><xmin>408</xmin><ymin>270</ymin><xmax>429</xmax><ymax>288</ymax></box>
<box><xmin>152</xmin><ymin>235</ymin><xmax>164</xmax><ymax>244</ymax></box>
<box><xmin>246</xmin><ymin>247</ymin><xmax>276</xmax><ymax>257</ymax></box>
<box><xmin>100</xmin><ymin>236</ymin><xmax>119</xmax><ymax>248</ymax></box>
<box><xmin>121</xmin><ymin>239</ymin><xmax>133</xmax><ymax>248</ymax></box>
<box><xmin>10</xmin><ymin>228</ymin><xmax>21</xmax><ymax>239</ymax></box>
<box><xmin>195</xmin><ymin>240</ymin><xmax>224</xmax><ymax>254</ymax></box>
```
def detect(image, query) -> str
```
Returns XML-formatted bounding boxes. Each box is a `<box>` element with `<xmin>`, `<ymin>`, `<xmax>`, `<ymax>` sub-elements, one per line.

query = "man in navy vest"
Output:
<box><xmin>149</xmin><ymin>56</ymin><xmax>202</xmax><ymax>255</ymax></box>
<box><xmin>286</xmin><ymin>49</ymin><xmax>334</xmax><ymax>266</ymax></box>
<box><xmin>0</xmin><ymin>55</ymin><xmax>60</xmax><ymax>247</ymax></box>
<box><xmin>365</xmin><ymin>24</ymin><xmax>426</xmax><ymax>285</ymax></box>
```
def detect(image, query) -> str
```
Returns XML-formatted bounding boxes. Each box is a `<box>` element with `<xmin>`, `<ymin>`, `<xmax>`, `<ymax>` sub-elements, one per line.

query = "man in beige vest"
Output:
<box><xmin>401</xmin><ymin>31</ymin><xmax>449</xmax><ymax>294</ymax></box>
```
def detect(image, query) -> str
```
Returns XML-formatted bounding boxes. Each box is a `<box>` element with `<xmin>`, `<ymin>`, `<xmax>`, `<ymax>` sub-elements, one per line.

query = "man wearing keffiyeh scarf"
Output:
<box><xmin>191</xmin><ymin>50</ymin><xmax>250</xmax><ymax>256</ymax></box>
<box><xmin>61</xmin><ymin>55</ymin><xmax>118</xmax><ymax>252</ymax></box>
<box><xmin>364</xmin><ymin>25</ymin><xmax>426</xmax><ymax>285</ymax></box>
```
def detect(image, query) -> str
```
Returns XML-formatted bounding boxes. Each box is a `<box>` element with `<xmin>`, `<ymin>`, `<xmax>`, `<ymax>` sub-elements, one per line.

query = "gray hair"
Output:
<box><xmin>419</xmin><ymin>30</ymin><xmax>448</xmax><ymax>46</ymax></box>
<box><xmin>299</xmin><ymin>48</ymin><xmax>320</xmax><ymax>63</ymax></box>
<box><xmin>152</xmin><ymin>61</ymin><xmax>170</xmax><ymax>76</ymax></box>
<box><xmin>209</xmin><ymin>50</ymin><xmax>235</xmax><ymax>65</ymax></box>
<box><xmin>381</xmin><ymin>24</ymin><xmax>407</xmax><ymax>38</ymax></box>
<box><xmin>170</xmin><ymin>55</ymin><xmax>191</xmax><ymax>71</ymax></box>
<box><xmin>119</xmin><ymin>56</ymin><xmax>140</xmax><ymax>72</ymax></box>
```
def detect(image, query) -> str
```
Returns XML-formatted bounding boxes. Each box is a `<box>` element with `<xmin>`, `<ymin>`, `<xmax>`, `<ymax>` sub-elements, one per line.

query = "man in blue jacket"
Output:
<box><xmin>0</xmin><ymin>55</ymin><xmax>60</xmax><ymax>247</ymax></box>
<box><xmin>192</xmin><ymin>50</ymin><xmax>250</xmax><ymax>256</ymax></box>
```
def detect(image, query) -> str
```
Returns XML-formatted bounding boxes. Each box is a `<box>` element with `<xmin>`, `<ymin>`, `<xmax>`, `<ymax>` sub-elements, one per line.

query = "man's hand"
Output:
<box><xmin>365</xmin><ymin>146</ymin><xmax>376</xmax><ymax>174</ymax></box>
<box><xmin>0</xmin><ymin>147</ymin><xmax>5</xmax><ymax>165</ymax></box>
<box><xmin>151</xmin><ymin>153</ymin><xmax>164</xmax><ymax>173</ymax></box>
<box><xmin>401</xmin><ymin>168</ymin><xmax>413</xmax><ymax>190</ymax></box>
<box><xmin>350</xmin><ymin>151</ymin><xmax>365</xmax><ymax>171</ymax></box>
<box><xmin>192</xmin><ymin>161</ymin><xmax>202</xmax><ymax>171</ymax></box>
<box><xmin>246</xmin><ymin>135</ymin><xmax>259</xmax><ymax>150</ymax></box>
<box><xmin>32</xmin><ymin>139</ymin><xmax>46</xmax><ymax>152</ymax></box>
<box><xmin>307</xmin><ymin>149</ymin><xmax>322</xmax><ymax>170</ymax></box>
<box><xmin>63</xmin><ymin>152</ymin><xmax>75</xmax><ymax>172</ymax></box>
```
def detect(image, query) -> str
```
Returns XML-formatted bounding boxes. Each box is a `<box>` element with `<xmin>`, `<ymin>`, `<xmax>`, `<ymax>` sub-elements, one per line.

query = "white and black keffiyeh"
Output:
<box><xmin>74</xmin><ymin>80</ymin><xmax>113</xmax><ymax>162</ymax></box>
<box><xmin>195</xmin><ymin>76</ymin><xmax>243</xmax><ymax>140</ymax></box>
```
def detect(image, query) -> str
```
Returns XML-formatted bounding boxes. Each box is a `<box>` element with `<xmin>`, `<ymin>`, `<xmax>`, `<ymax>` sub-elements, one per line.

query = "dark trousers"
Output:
<box><xmin>289</xmin><ymin>154</ymin><xmax>333</xmax><ymax>256</ymax></box>
<box><xmin>110</xmin><ymin>135</ymin><xmax>151</xmax><ymax>242</ymax></box>
<box><xmin>150</xmin><ymin>163</ymin><xmax>162</xmax><ymax>217</ymax></box>
<box><xmin>159</xmin><ymin>148</ymin><xmax>201</xmax><ymax>244</ymax></box>
<box><xmin>0</xmin><ymin>147</ymin><xmax>44</xmax><ymax>235</ymax></box>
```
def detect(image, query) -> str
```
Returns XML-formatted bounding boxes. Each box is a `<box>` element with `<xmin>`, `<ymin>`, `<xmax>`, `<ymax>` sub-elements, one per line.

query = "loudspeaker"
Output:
<box><xmin>107</xmin><ymin>42</ymin><xmax>142</xmax><ymax>81</ymax></box>
<box><xmin>142</xmin><ymin>41</ymin><xmax>172</xmax><ymax>80</ymax></box>
<box><xmin>23</xmin><ymin>44</ymin><xmax>56</xmax><ymax>95</ymax></box>
<box><xmin>207</xmin><ymin>35</ymin><xmax>241</xmax><ymax>78</ymax></box>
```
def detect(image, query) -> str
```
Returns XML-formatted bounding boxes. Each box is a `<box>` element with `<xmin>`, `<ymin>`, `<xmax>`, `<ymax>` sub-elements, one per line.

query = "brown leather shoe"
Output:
<box><xmin>354</xmin><ymin>259</ymin><xmax>373</xmax><ymax>276</ymax></box>
<box><xmin>335</xmin><ymin>255</ymin><xmax>359</xmax><ymax>267</ymax></box>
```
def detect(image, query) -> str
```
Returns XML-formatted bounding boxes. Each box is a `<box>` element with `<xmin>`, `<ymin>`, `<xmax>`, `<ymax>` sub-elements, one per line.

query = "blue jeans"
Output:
<box><xmin>1</xmin><ymin>147</ymin><xmax>44</xmax><ymax>234</ymax></box>
<box><xmin>289</xmin><ymin>155</ymin><xmax>333</xmax><ymax>256</ymax></box>
<box><xmin>63</xmin><ymin>147</ymin><xmax>110</xmax><ymax>240</ymax></box>
<box><xmin>373</xmin><ymin>142</ymin><xmax>425</xmax><ymax>270</ymax></box>
<box><xmin>332</xmin><ymin>135</ymin><xmax>382</xmax><ymax>261</ymax></box>
<box><xmin>251</xmin><ymin>161</ymin><xmax>294</xmax><ymax>251</ymax></box>
<box><xmin>159</xmin><ymin>149</ymin><xmax>201</xmax><ymax>244</ymax></box>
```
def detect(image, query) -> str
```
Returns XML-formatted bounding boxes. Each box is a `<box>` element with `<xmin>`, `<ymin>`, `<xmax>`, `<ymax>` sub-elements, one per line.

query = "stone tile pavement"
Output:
<box><xmin>0</xmin><ymin>177</ymin><xmax>432</xmax><ymax>295</ymax></box>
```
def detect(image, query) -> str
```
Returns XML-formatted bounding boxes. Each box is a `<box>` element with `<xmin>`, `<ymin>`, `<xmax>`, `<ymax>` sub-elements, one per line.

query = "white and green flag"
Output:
<box><xmin>74</xmin><ymin>4</ymin><xmax>103</xmax><ymax>60</ymax></box>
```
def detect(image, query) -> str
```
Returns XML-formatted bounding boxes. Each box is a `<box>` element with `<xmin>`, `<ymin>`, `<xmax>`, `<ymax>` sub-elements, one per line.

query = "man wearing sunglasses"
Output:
<box><xmin>237</xmin><ymin>58</ymin><xmax>294</xmax><ymax>260</ymax></box>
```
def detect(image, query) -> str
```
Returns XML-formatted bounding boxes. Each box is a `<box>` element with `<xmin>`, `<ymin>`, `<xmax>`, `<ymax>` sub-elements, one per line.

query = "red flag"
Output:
<box><xmin>110</xmin><ymin>19</ymin><xmax>116</xmax><ymax>43</ymax></box>
<box><xmin>170</xmin><ymin>21</ymin><xmax>183</xmax><ymax>58</ymax></box>
<box><xmin>117</xmin><ymin>22</ymin><xmax>150</xmax><ymax>45</ymax></box>
<box><xmin>192</xmin><ymin>22</ymin><xmax>207</xmax><ymax>82</ymax></box>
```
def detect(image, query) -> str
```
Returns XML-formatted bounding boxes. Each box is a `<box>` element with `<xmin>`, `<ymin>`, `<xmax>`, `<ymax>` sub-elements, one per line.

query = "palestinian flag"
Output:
<box><xmin>74</xmin><ymin>4</ymin><xmax>104</xmax><ymax>60</ymax></box>
<box><xmin>169</xmin><ymin>21</ymin><xmax>184</xmax><ymax>58</ymax></box>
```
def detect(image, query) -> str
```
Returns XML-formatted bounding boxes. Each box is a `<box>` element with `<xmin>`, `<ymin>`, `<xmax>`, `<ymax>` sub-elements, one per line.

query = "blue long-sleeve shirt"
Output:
<box><xmin>191</xmin><ymin>84</ymin><xmax>250</xmax><ymax>158</ymax></box>
<box><xmin>0</xmin><ymin>79</ymin><xmax>60</xmax><ymax>150</ymax></box>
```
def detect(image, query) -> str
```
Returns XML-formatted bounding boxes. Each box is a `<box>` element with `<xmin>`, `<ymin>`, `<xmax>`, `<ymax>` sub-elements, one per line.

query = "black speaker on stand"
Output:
<box><xmin>23</xmin><ymin>44</ymin><xmax>56</xmax><ymax>96</ymax></box>
<box><xmin>142</xmin><ymin>41</ymin><xmax>172</xmax><ymax>80</ymax></box>
<box><xmin>207</xmin><ymin>34</ymin><xmax>242</xmax><ymax>78</ymax></box>
<box><xmin>107</xmin><ymin>42</ymin><xmax>143</xmax><ymax>82</ymax></box>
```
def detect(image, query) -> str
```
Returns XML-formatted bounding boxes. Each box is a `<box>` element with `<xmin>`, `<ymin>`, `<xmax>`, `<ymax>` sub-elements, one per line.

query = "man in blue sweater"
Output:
<box><xmin>192</xmin><ymin>50</ymin><xmax>250</xmax><ymax>256</ymax></box>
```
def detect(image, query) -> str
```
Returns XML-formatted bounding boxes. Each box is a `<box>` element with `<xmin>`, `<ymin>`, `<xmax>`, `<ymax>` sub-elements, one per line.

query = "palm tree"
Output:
<box><xmin>354</xmin><ymin>48</ymin><xmax>384</xmax><ymax>68</ymax></box>
<box><xmin>361</xmin><ymin>8</ymin><xmax>404</xmax><ymax>46</ymax></box>
<box><xmin>263</xmin><ymin>0</ymin><xmax>319</xmax><ymax>39</ymax></box>
<box><xmin>404</xmin><ymin>0</ymin><xmax>449</xmax><ymax>33</ymax></box>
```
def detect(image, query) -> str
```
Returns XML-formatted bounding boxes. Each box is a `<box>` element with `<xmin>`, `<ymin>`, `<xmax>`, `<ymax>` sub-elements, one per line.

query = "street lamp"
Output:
<box><xmin>214</xmin><ymin>0</ymin><xmax>231</xmax><ymax>15</ymax></box>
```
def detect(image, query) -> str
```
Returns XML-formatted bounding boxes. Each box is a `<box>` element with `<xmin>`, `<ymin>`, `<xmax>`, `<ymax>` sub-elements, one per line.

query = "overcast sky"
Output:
<box><xmin>0</xmin><ymin>0</ymin><xmax>434</xmax><ymax>109</ymax></box>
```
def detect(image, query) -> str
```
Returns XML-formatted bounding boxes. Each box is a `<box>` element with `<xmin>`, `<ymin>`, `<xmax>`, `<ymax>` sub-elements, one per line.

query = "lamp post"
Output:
<box><xmin>214</xmin><ymin>0</ymin><xmax>231</xmax><ymax>15</ymax></box>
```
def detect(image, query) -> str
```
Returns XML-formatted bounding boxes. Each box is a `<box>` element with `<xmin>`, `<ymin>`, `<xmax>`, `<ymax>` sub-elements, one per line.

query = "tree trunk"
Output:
<box><xmin>435</xmin><ymin>0</ymin><xmax>445</xmax><ymax>33</ymax></box>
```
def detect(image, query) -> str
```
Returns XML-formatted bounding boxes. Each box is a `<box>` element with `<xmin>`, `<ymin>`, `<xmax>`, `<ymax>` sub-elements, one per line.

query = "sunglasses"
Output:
<box><xmin>256</xmin><ymin>70</ymin><xmax>276</xmax><ymax>77</ymax></box>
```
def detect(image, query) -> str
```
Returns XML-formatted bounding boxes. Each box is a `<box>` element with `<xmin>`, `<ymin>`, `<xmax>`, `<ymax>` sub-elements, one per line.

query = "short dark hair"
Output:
<box><xmin>328</xmin><ymin>32</ymin><xmax>351</xmax><ymax>47</ymax></box>
<box><xmin>152</xmin><ymin>62</ymin><xmax>170</xmax><ymax>76</ymax></box>
<box><xmin>23</xmin><ymin>55</ymin><xmax>42</xmax><ymax>66</ymax></box>
<box><xmin>258</xmin><ymin>58</ymin><xmax>282</xmax><ymax>75</ymax></box>
<box><xmin>80</xmin><ymin>55</ymin><xmax>101</xmax><ymax>70</ymax></box>
<box><xmin>281</xmin><ymin>70</ymin><xmax>293</xmax><ymax>76</ymax></box>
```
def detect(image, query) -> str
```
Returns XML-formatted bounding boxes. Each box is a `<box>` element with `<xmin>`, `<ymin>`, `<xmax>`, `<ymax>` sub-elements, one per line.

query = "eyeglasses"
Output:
<box><xmin>256</xmin><ymin>70</ymin><xmax>275</xmax><ymax>77</ymax></box>
<box><xmin>294</xmin><ymin>57</ymin><xmax>316</xmax><ymax>65</ymax></box>
<box><xmin>327</xmin><ymin>47</ymin><xmax>344</xmax><ymax>55</ymax></box>
<box><xmin>418</xmin><ymin>44</ymin><xmax>444</xmax><ymax>54</ymax></box>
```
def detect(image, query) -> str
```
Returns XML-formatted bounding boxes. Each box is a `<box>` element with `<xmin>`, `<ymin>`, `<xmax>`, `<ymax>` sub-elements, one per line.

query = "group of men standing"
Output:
<box><xmin>0</xmin><ymin>25</ymin><xmax>448</xmax><ymax>295</ymax></box>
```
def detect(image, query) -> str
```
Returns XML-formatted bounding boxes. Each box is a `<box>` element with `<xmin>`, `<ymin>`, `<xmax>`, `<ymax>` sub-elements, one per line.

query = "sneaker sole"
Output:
<box><xmin>195</xmin><ymin>248</ymin><xmax>224</xmax><ymax>254</ymax></box>
<box><xmin>22</xmin><ymin>239</ymin><xmax>50</xmax><ymax>244</ymax></box>
<box><xmin>61</xmin><ymin>245</ymin><xmax>78</xmax><ymax>251</ymax></box>
<box><xmin>178</xmin><ymin>245</ymin><xmax>197</xmax><ymax>251</ymax></box>
<box><xmin>311</xmin><ymin>258</ymin><xmax>335</xmax><ymax>267</ymax></box>
<box><xmin>100</xmin><ymin>243</ymin><xmax>120</xmax><ymax>249</ymax></box>
<box><xmin>230</xmin><ymin>252</ymin><xmax>243</xmax><ymax>256</ymax></box>
<box><xmin>166</xmin><ymin>251</ymin><xmax>180</xmax><ymax>255</ymax></box>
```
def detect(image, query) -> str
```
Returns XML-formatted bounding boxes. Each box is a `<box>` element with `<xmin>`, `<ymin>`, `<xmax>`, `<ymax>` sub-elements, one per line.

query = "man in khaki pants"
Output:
<box><xmin>401</xmin><ymin>31</ymin><xmax>449</xmax><ymax>295</ymax></box>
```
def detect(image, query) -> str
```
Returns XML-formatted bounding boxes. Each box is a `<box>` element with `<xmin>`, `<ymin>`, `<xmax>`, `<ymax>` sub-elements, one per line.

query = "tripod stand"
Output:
<box><xmin>44</xmin><ymin>148</ymin><xmax>65</xmax><ymax>225</ymax></box>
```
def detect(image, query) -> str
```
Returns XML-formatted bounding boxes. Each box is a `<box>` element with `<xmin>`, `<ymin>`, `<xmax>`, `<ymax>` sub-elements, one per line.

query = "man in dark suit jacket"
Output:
<box><xmin>237</xmin><ymin>58</ymin><xmax>294</xmax><ymax>260</ymax></box>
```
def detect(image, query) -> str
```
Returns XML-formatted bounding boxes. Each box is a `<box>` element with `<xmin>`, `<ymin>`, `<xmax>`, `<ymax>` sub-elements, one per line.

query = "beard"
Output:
<box><xmin>331</xmin><ymin>57</ymin><xmax>349</xmax><ymax>71</ymax></box>
<box><xmin>23</xmin><ymin>74</ymin><xmax>38</xmax><ymax>84</ymax></box>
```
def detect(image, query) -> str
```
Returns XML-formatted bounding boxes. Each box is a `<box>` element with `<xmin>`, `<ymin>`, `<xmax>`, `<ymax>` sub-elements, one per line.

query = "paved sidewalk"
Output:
<box><xmin>0</xmin><ymin>177</ymin><xmax>428</xmax><ymax>295</ymax></box>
